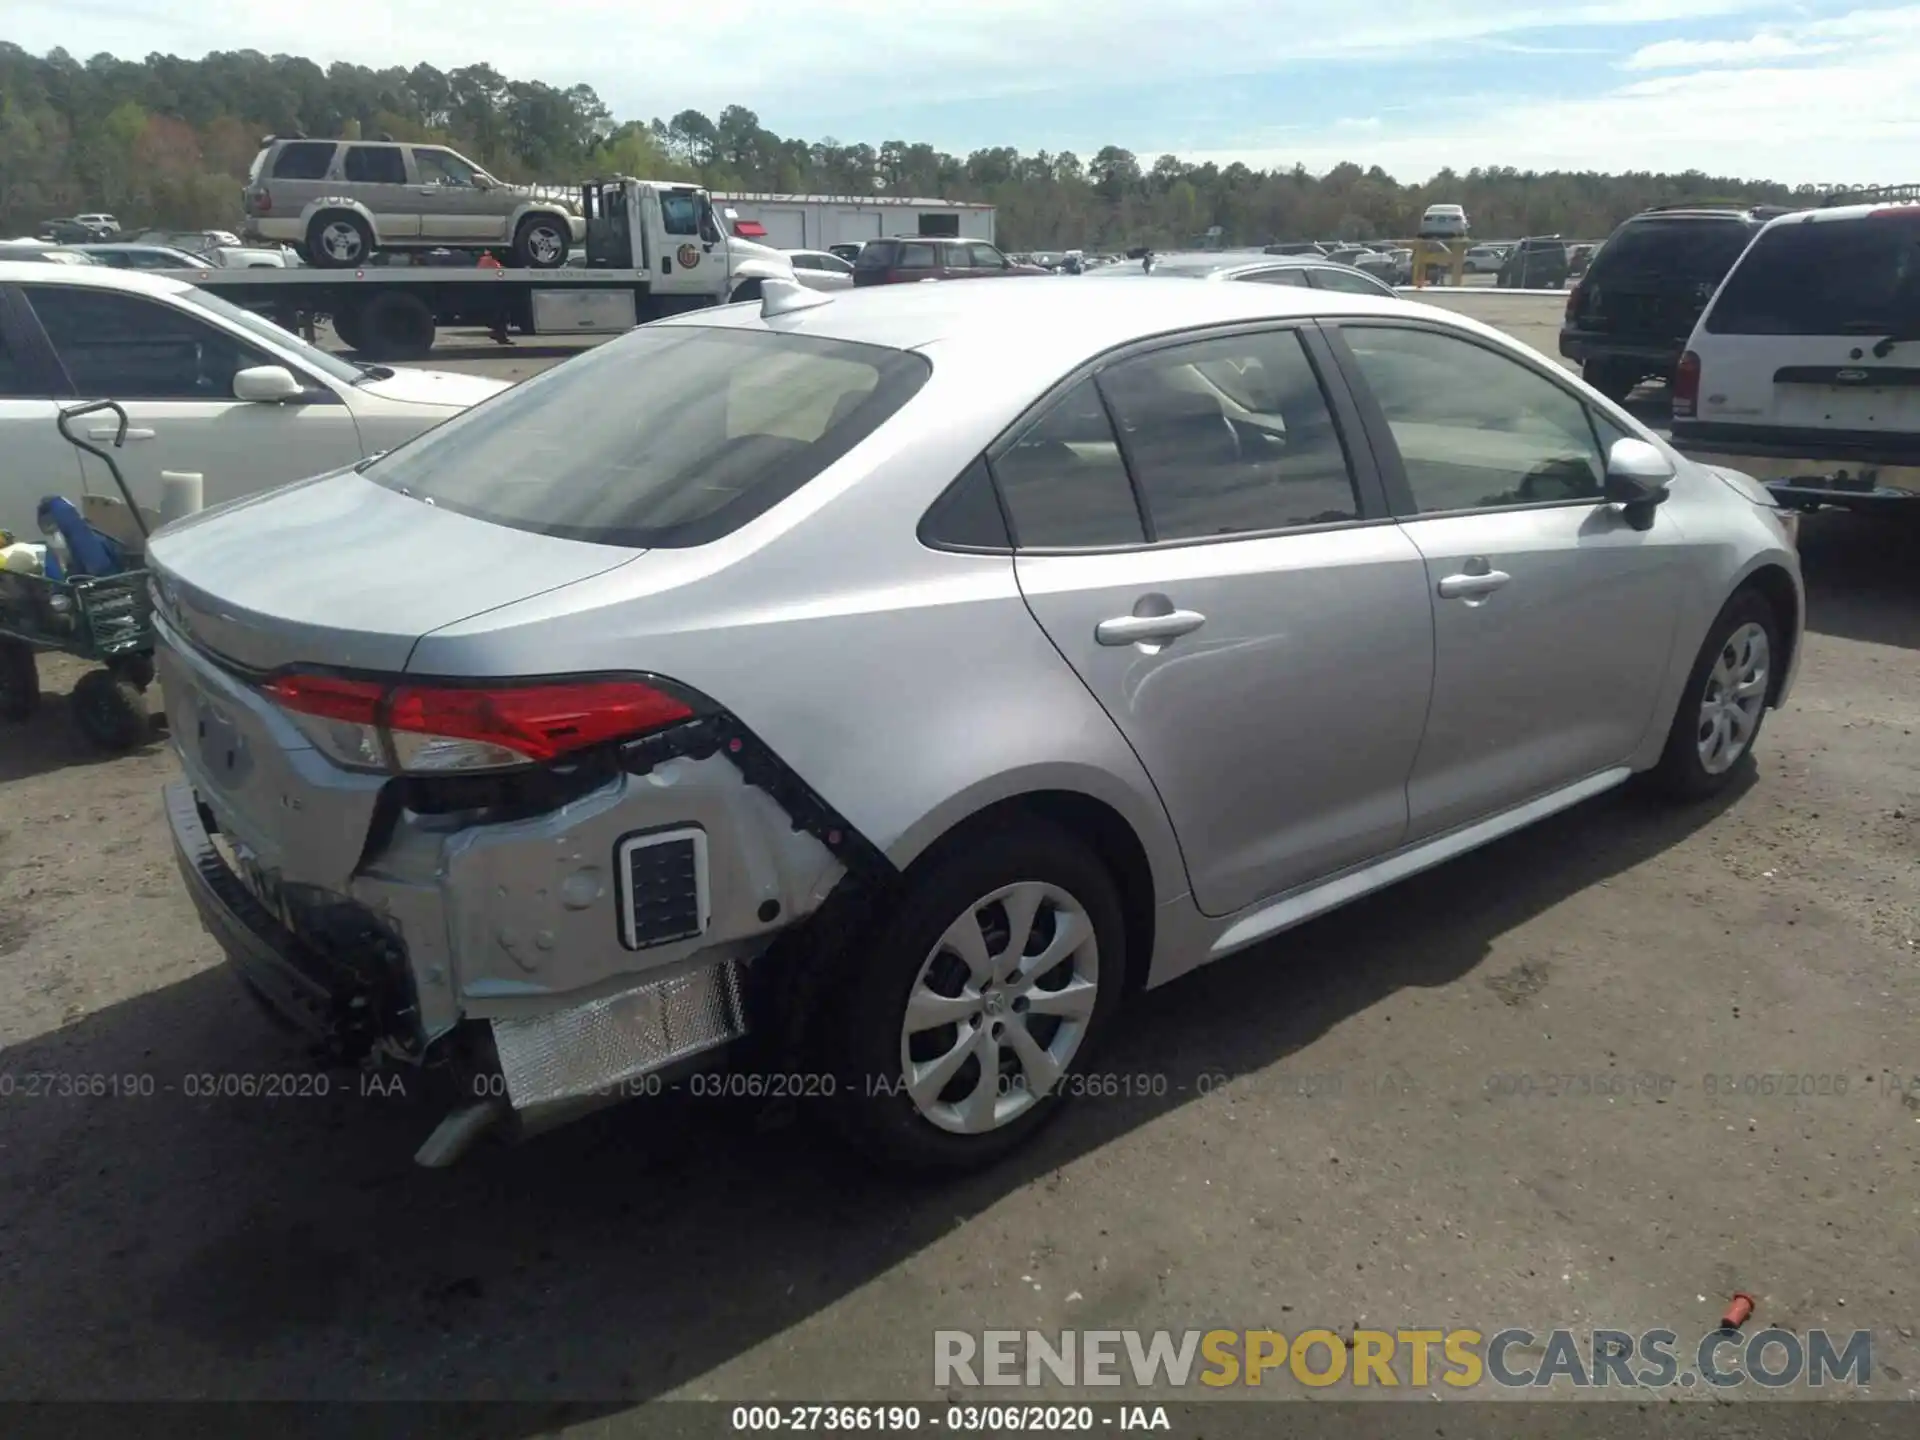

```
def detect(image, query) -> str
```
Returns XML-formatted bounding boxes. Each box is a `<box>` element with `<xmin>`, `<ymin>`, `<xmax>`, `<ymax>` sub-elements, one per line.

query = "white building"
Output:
<box><xmin>712</xmin><ymin>193</ymin><xmax>997</xmax><ymax>251</ymax></box>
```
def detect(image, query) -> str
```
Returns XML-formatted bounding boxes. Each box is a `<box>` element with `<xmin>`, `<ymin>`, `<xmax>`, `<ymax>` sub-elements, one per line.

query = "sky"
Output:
<box><xmin>10</xmin><ymin>0</ymin><xmax>1919</xmax><ymax>183</ymax></box>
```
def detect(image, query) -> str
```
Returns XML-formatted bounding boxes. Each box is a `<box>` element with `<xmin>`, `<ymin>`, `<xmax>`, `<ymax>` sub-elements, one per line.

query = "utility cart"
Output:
<box><xmin>0</xmin><ymin>401</ymin><xmax>158</xmax><ymax>752</ymax></box>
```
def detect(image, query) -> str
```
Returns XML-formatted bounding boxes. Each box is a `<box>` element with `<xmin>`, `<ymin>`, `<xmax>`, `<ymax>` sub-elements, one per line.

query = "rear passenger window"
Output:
<box><xmin>1343</xmin><ymin>326</ymin><xmax>1606</xmax><ymax>512</ymax></box>
<box><xmin>1241</xmin><ymin>269</ymin><xmax>1312</xmax><ymax>287</ymax></box>
<box><xmin>993</xmin><ymin>377</ymin><xmax>1145</xmax><ymax>548</ymax></box>
<box><xmin>343</xmin><ymin>146</ymin><xmax>406</xmax><ymax>184</ymax></box>
<box><xmin>1098</xmin><ymin>331</ymin><xmax>1360</xmax><ymax>539</ymax></box>
<box><xmin>271</xmin><ymin>142</ymin><xmax>336</xmax><ymax>180</ymax></box>
<box><xmin>897</xmin><ymin>243</ymin><xmax>936</xmax><ymax>270</ymax></box>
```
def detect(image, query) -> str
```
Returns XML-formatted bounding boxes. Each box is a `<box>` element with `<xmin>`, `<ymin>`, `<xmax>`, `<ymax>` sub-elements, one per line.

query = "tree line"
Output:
<box><xmin>1</xmin><ymin>44</ymin><xmax>1836</xmax><ymax>249</ymax></box>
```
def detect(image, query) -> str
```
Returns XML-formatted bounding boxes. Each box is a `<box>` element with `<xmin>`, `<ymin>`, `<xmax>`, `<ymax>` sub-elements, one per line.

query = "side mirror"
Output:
<box><xmin>1603</xmin><ymin>437</ymin><xmax>1674</xmax><ymax>528</ymax></box>
<box><xmin>232</xmin><ymin>365</ymin><xmax>304</xmax><ymax>403</ymax></box>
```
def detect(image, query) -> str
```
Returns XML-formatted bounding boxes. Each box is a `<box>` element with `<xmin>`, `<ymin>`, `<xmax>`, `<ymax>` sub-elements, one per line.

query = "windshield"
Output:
<box><xmin>1706</xmin><ymin>214</ymin><xmax>1920</xmax><ymax>337</ymax></box>
<box><xmin>184</xmin><ymin>287</ymin><xmax>366</xmax><ymax>385</ymax></box>
<box><xmin>1591</xmin><ymin>218</ymin><xmax>1754</xmax><ymax>283</ymax></box>
<box><xmin>365</xmin><ymin>324</ymin><xmax>931</xmax><ymax>548</ymax></box>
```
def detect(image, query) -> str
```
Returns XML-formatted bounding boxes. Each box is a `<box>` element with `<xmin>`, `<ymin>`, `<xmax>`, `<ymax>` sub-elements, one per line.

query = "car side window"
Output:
<box><xmin>789</xmin><ymin>254</ymin><xmax>818</xmax><ymax>270</ymax></box>
<box><xmin>271</xmin><ymin>141</ymin><xmax>336</xmax><ymax>180</ymax></box>
<box><xmin>897</xmin><ymin>242</ymin><xmax>936</xmax><ymax>270</ymax></box>
<box><xmin>25</xmin><ymin>287</ymin><xmax>273</xmax><ymax>401</ymax></box>
<box><xmin>1341</xmin><ymin>326</ymin><xmax>1607</xmax><ymax>513</ymax></box>
<box><xmin>0</xmin><ymin>324</ymin><xmax>30</xmax><ymax>397</ymax></box>
<box><xmin>1311</xmin><ymin>267</ymin><xmax>1391</xmax><ymax>296</ymax></box>
<box><xmin>1240</xmin><ymin>268</ymin><xmax>1312</xmax><ymax>287</ymax></box>
<box><xmin>343</xmin><ymin>145</ymin><xmax>406</xmax><ymax>184</ymax></box>
<box><xmin>969</xmin><ymin>244</ymin><xmax>1008</xmax><ymax>270</ymax></box>
<box><xmin>992</xmin><ymin>377</ymin><xmax>1145</xmax><ymax>547</ymax></box>
<box><xmin>1097</xmin><ymin>330</ymin><xmax>1360</xmax><ymax>540</ymax></box>
<box><xmin>820</xmin><ymin>253</ymin><xmax>854</xmax><ymax>275</ymax></box>
<box><xmin>660</xmin><ymin>194</ymin><xmax>700</xmax><ymax>236</ymax></box>
<box><xmin>413</xmin><ymin>148</ymin><xmax>478</xmax><ymax>187</ymax></box>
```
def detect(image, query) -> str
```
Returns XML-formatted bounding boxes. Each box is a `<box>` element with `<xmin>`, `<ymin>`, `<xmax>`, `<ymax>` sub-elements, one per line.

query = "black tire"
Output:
<box><xmin>70</xmin><ymin>668</ymin><xmax>148</xmax><ymax>752</ymax></box>
<box><xmin>826</xmin><ymin>818</ymin><xmax>1127</xmax><ymax>1174</ymax></box>
<box><xmin>332</xmin><ymin>304</ymin><xmax>365</xmax><ymax>352</ymax></box>
<box><xmin>109</xmin><ymin>651</ymin><xmax>155</xmax><ymax>691</ymax></box>
<box><xmin>306</xmin><ymin>211</ymin><xmax>373</xmax><ymax>269</ymax></box>
<box><xmin>357</xmin><ymin>292</ymin><xmax>435</xmax><ymax>361</ymax></box>
<box><xmin>0</xmin><ymin>639</ymin><xmax>40</xmax><ymax>722</ymax></box>
<box><xmin>729</xmin><ymin>278</ymin><xmax>764</xmax><ymax>304</ymax></box>
<box><xmin>1583</xmin><ymin>358</ymin><xmax>1641</xmax><ymax>402</ymax></box>
<box><xmin>511</xmin><ymin>214</ymin><xmax>571</xmax><ymax>269</ymax></box>
<box><xmin>1651</xmin><ymin>588</ymin><xmax>1782</xmax><ymax>801</ymax></box>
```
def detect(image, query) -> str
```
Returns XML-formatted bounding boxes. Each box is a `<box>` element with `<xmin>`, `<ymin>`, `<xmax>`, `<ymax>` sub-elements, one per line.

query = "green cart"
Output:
<box><xmin>0</xmin><ymin>400</ymin><xmax>158</xmax><ymax>752</ymax></box>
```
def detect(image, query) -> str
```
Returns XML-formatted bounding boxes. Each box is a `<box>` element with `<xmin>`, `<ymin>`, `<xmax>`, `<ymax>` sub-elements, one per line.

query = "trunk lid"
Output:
<box><xmin>146</xmin><ymin>468</ymin><xmax>640</xmax><ymax>674</ymax></box>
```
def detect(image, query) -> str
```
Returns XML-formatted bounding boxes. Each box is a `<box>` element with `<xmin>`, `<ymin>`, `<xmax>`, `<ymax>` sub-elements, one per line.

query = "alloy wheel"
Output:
<box><xmin>320</xmin><ymin>221</ymin><xmax>364</xmax><ymax>263</ymax></box>
<box><xmin>898</xmin><ymin>880</ymin><xmax>1099</xmax><ymax>1134</ymax></box>
<box><xmin>1697</xmin><ymin>621</ymin><xmax>1770</xmax><ymax>775</ymax></box>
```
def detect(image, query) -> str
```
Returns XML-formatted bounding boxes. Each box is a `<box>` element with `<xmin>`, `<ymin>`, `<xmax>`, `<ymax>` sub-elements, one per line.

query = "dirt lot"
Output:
<box><xmin>1</xmin><ymin>295</ymin><xmax>1916</xmax><ymax>1409</ymax></box>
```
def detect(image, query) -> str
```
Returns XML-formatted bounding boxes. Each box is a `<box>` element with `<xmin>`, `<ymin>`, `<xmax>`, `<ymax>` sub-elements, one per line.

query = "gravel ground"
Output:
<box><xmin>0</xmin><ymin>295</ymin><xmax>1915</xmax><ymax>1411</ymax></box>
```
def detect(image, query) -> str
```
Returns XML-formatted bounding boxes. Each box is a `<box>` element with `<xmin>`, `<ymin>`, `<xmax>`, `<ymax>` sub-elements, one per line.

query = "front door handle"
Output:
<box><xmin>90</xmin><ymin>426</ymin><xmax>155</xmax><ymax>442</ymax></box>
<box><xmin>1436</xmin><ymin>569</ymin><xmax>1512</xmax><ymax>599</ymax></box>
<box><xmin>1096</xmin><ymin>609</ymin><xmax>1207</xmax><ymax>646</ymax></box>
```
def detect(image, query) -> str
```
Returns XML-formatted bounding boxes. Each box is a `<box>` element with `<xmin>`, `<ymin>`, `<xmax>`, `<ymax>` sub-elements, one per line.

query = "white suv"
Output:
<box><xmin>1672</xmin><ymin>198</ymin><xmax>1920</xmax><ymax>513</ymax></box>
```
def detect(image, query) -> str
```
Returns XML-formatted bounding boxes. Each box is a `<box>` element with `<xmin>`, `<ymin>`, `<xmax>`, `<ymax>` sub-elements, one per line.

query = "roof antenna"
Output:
<box><xmin>760</xmin><ymin>276</ymin><xmax>833</xmax><ymax>318</ymax></box>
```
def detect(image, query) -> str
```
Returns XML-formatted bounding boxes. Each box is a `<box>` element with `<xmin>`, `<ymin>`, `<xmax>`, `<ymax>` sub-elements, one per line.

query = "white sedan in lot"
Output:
<box><xmin>0</xmin><ymin>262</ymin><xmax>508</xmax><ymax>537</ymax></box>
<box><xmin>783</xmin><ymin>248</ymin><xmax>856</xmax><ymax>292</ymax></box>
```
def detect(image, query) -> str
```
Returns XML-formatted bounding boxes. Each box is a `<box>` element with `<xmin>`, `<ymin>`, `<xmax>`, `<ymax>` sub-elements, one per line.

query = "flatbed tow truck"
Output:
<box><xmin>154</xmin><ymin>178</ymin><xmax>796</xmax><ymax>360</ymax></box>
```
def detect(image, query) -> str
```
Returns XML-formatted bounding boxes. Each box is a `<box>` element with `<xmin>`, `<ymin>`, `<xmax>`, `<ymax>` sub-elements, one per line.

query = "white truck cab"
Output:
<box><xmin>582</xmin><ymin>178</ymin><xmax>794</xmax><ymax>302</ymax></box>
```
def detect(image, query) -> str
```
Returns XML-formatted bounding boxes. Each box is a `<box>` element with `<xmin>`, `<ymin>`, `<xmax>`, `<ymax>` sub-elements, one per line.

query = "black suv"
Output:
<box><xmin>1559</xmin><ymin>202</ymin><xmax>1789</xmax><ymax>400</ymax></box>
<box><xmin>1496</xmin><ymin>236</ymin><xmax>1569</xmax><ymax>289</ymax></box>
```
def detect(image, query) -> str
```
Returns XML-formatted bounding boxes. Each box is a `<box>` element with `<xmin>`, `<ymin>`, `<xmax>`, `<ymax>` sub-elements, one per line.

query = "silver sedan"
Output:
<box><xmin>783</xmin><ymin>248</ymin><xmax>856</xmax><ymax>291</ymax></box>
<box><xmin>149</xmin><ymin>275</ymin><xmax>1803</xmax><ymax>1174</ymax></box>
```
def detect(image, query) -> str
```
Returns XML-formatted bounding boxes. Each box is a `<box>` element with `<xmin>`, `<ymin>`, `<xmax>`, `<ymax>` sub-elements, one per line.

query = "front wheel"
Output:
<box><xmin>729</xmin><ymin>278</ymin><xmax>764</xmax><ymax>304</ymax></box>
<box><xmin>828</xmin><ymin>820</ymin><xmax>1126</xmax><ymax>1173</ymax></box>
<box><xmin>0</xmin><ymin>639</ymin><xmax>40</xmax><ymax>722</ymax></box>
<box><xmin>512</xmin><ymin>215</ymin><xmax>570</xmax><ymax>269</ymax></box>
<box><xmin>1651</xmin><ymin>589</ymin><xmax>1781</xmax><ymax>800</ymax></box>
<box><xmin>70</xmin><ymin>668</ymin><xmax>148</xmax><ymax>752</ymax></box>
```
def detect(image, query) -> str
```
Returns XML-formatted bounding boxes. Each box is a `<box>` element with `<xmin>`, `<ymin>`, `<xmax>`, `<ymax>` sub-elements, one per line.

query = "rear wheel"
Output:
<box><xmin>307</xmin><ymin>212</ymin><xmax>373</xmax><ymax>268</ymax></box>
<box><xmin>828</xmin><ymin>820</ymin><xmax>1126</xmax><ymax>1173</ymax></box>
<box><xmin>70</xmin><ymin>669</ymin><xmax>147</xmax><ymax>752</ymax></box>
<box><xmin>0</xmin><ymin>639</ymin><xmax>40</xmax><ymax>722</ymax></box>
<box><xmin>1583</xmin><ymin>358</ymin><xmax>1641</xmax><ymax>402</ymax></box>
<box><xmin>1652</xmin><ymin>589</ymin><xmax>1781</xmax><ymax>800</ymax></box>
<box><xmin>356</xmin><ymin>292</ymin><xmax>435</xmax><ymax>361</ymax></box>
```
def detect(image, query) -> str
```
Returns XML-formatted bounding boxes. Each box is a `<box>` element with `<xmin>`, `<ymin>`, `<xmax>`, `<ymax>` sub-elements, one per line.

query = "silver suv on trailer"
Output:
<box><xmin>150</xmin><ymin>277</ymin><xmax>1804</xmax><ymax>1176</ymax></box>
<box><xmin>243</xmin><ymin>137</ymin><xmax>585</xmax><ymax>269</ymax></box>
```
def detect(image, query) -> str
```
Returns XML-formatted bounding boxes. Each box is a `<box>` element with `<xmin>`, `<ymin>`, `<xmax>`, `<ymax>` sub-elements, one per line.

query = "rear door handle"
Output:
<box><xmin>1096</xmin><ymin>609</ymin><xmax>1207</xmax><ymax>646</ymax></box>
<box><xmin>1436</xmin><ymin>570</ymin><xmax>1512</xmax><ymax>599</ymax></box>
<box><xmin>90</xmin><ymin>426</ymin><xmax>155</xmax><ymax>442</ymax></box>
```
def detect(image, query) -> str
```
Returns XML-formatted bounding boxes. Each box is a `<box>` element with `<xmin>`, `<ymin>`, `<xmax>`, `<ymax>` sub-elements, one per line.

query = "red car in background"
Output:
<box><xmin>852</xmin><ymin>237</ymin><xmax>1050</xmax><ymax>286</ymax></box>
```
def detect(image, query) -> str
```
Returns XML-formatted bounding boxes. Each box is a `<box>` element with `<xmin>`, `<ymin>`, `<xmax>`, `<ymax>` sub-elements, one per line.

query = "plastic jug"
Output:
<box><xmin>0</xmin><ymin>541</ymin><xmax>44</xmax><ymax>576</ymax></box>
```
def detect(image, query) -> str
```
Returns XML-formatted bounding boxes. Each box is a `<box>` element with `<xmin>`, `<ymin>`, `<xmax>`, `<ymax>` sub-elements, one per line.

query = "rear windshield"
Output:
<box><xmin>1589</xmin><ymin>218</ymin><xmax>1754</xmax><ymax>284</ymax></box>
<box><xmin>364</xmin><ymin>325</ymin><xmax>932</xmax><ymax>548</ymax></box>
<box><xmin>1705</xmin><ymin>214</ymin><xmax>1920</xmax><ymax>337</ymax></box>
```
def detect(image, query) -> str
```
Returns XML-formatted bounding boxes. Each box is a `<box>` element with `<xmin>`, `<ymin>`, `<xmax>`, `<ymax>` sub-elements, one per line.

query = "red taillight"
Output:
<box><xmin>247</xmin><ymin>186</ymin><xmax>272</xmax><ymax>214</ymax></box>
<box><xmin>264</xmin><ymin>673</ymin><xmax>695</xmax><ymax>773</ymax></box>
<box><xmin>262</xmin><ymin>673</ymin><xmax>383</xmax><ymax>724</ymax></box>
<box><xmin>385</xmin><ymin>680</ymin><xmax>692</xmax><ymax>764</ymax></box>
<box><xmin>1673</xmin><ymin>350</ymin><xmax>1702</xmax><ymax>418</ymax></box>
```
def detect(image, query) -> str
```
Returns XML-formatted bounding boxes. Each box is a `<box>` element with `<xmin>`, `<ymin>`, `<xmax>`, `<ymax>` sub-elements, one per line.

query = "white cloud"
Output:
<box><xmin>9</xmin><ymin>0</ymin><xmax>1767</xmax><ymax>116</ymax></box>
<box><xmin>1182</xmin><ymin>4</ymin><xmax>1920</xmax><ymax>183</ymax></box>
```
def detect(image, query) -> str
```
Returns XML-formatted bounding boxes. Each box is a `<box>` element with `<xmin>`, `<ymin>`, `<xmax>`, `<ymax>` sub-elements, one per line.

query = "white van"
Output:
<box><xmin>1419</xmin><ymin>204</ymin><xmax>1469</xmax><ymax>239</ymax></box>
<box><xmin>1671</xmin><ymin>199</ymin><xmax>1920</xmax><ymax>513</ymax></box>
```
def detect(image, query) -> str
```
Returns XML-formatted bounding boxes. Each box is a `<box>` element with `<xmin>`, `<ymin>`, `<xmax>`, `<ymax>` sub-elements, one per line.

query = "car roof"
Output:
<box><xmin>1097</xmin><ymin>250</ymin><xmax>1328</xmax><ymax>278</ymax></box>
<box><xmin>1757</xmin><ymin>199</ymin><xmax>1920</xmax><ymax>229</ymax></box>
<box><xmin>666</xmin><ymin>273</ymin><xmax>1459</xmax><ymax>388</ymax></box>
<box><xmin>0</xmin><ymin>260</ymin><xmax>195</xmax><ymax>292</ymax></box>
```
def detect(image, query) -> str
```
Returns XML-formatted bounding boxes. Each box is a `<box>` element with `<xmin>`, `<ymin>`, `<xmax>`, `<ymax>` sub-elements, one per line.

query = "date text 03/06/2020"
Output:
<box><xmin>730</xmin><ymin>1405</ymin><xmax>1170</xmax><ymax>1431</ymax></box>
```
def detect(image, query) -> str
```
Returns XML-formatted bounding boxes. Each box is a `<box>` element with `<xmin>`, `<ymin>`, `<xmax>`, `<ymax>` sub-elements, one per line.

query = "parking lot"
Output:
<box><xmin>1</xmin><ymin>292</ymin><xmax>1916</xmax><ymax>1407</ymax></box>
